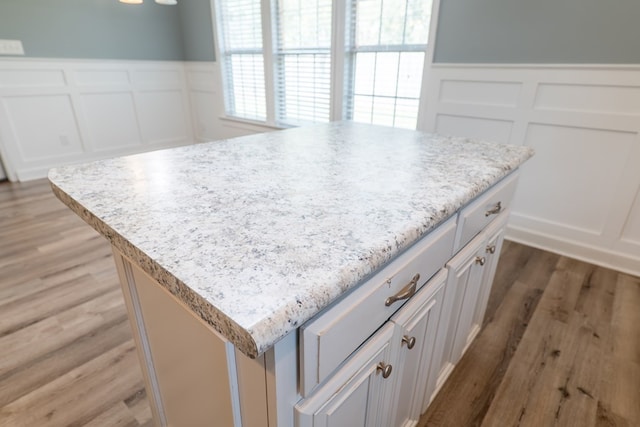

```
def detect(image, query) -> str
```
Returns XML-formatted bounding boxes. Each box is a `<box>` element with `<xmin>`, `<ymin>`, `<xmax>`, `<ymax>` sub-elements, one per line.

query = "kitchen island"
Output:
<box><xmin>49</xmin><ymin>122</ymin><xmax>533</xmax><ymax>427</ymax></box>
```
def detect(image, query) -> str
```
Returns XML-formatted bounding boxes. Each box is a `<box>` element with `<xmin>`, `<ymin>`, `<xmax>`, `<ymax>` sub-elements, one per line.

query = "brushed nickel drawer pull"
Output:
<box><xmin>402</xmin><ymin>335</ymin><xmax>416</xmax><ymax>350</ymax></box>
<box><xmin>485</xmin><ymin>201</ymin><xmax>502</xmax><ymax>217</ymax></box>
<box><xmin>385</xmin><ymin>273</ymin><xmax>420</xmax><ymax>307</ymax></box>
<box><xmin>377</xmin><ymin>362</ymin><xmax>393</xmax><ymax>379</ymax></box>
<box><xmin>486</xmin><ymin>244</ymin><xmax>496</xmax><ymax>254</ymax></box>
<box><xmin>475</xmin><ymin>256</ymin><xmax>486</xmax><ymax>266</ymax></box>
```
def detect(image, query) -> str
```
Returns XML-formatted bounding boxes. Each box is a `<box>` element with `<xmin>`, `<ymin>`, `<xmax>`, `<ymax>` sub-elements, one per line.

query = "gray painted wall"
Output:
<box><xmin>0</xmin><ymin>0</ymin><xmax>185</xmax><ymax>61</ymax></box>
<box><xmin>434</xmin><ymin>0</ymin><xmax>640</xmax><ymax>63</ymax></box>
<box><xmin>178</xmin><ymin>0</ymin><xmax>216</xmax><ymax>61</ymax></box>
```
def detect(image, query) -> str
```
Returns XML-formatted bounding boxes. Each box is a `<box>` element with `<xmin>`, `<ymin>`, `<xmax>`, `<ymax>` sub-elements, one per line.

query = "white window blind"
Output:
<box><xmin>346</xmin><ymin>0</ymin><xmax>432</xmax><ymax>129</ymax></box>
<box><xmin>215</xmin><ymin>0</ymin><xmax>434</xmax><ymax>130</ymax></box>
<box><xmin>217</xmin><ymin>0</ymin><xmax>266</xmax><ymax>121</ymax></box>
<box><xmin>274</xmin><ymin>0</ymin><xmax>333</xmax><ymax>125</ymax></box>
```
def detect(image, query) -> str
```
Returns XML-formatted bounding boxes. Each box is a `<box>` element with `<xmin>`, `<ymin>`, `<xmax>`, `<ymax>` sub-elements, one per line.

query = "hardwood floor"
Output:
<box><xmin>420</xmin><ymin>243</ymin><xmax>640</xmax><ymax>426</ymax></box>
<box><xmin>1</xmin><ymin>179</ymin><xmax>638</xmax><ymax>427</ymax></box>
<box><xmin>0</xmin><ymin>180</ymin><xmax>151</xmax><ymax>427</ymax></box>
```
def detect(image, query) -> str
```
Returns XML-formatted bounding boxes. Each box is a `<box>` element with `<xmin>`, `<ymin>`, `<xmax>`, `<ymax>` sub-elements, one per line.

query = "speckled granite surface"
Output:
<box><xmin>49</xmin><ymin>122</ymin><xmax>533</xmax><ymax>357</ymax></box>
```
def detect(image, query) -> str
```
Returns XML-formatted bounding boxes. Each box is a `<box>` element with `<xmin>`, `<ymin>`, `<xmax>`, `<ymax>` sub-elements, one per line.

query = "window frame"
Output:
<box><xmin>211</xmin><ymin>0</ymin><xmax>440</xmax><ymax>131</ymax></box>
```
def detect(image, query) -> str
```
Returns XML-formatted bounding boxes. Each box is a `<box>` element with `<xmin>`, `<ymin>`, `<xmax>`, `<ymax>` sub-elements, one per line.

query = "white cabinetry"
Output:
<box><xmin>297</xmin><ymin>172</ymin><xmax>519</xmax><ymax>427</ymax></box>
<box><xmin>295</xmin><ymin>324</ymin><xmax>396</xmax><ymax>427</ymax></box>
<box><xmin>113</xmin><ymin>170</ymin><xmax>521</xmax><ymax>427</ymax></box>
<box><xmin>390</xmin><ymin>269</ymin><xmax>448</xmax><ymax>427</ymax></box>
<box><xmin>299</xmin><ymin>219</ymin><xmax>456</xmax><ymax>397</ymax></box>
<box><xmin>435</xmin><ymin>212</ymin><xmax>508</xmax><ymax>396</ymax></box>
<box><xmin>445</xmin><ymin>237</ymin><xmax>487</xmax><ymax>366</ymax></box>
<box><xmin>473</xmin><ymin>220</ymin><xmax>508</xmax><ymax>335</ymax></box>
<box><xmin>296</xmin><ymin>269</ymin><xmax>449</xmax><ymax>427</ymax></box>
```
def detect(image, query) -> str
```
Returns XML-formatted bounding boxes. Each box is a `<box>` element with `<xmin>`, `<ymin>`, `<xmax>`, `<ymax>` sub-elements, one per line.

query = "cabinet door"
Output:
<box><xmin>432</xmin><ymin>233</ymin><xmax>486</xmax><ymax>395</ymax></box>
<box><xmin>472</xmin><ymin>222</ymin><xmax>506</xmax><ymax>330</ymax></box>
<box><xmin>295</xmin><ymin>324</ymin><xmax>396</xmax><ymax>427</ymax></box>
<box><xmin>430</xmin><ymin>213</ymin><xmax>509</xmax><ymax>402</ymax></box>
<box><xmin>390</xmin><ymin>269</ymin><xmax>448</xmax><ymax>427</ymax></box>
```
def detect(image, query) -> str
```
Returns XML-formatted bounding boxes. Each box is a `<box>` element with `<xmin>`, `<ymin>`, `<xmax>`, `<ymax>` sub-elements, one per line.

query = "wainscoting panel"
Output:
<box><xmin>620</xmin><ymin>186</ymin><xmax>640</xmax><ymax>246</ymax></box>
<box><xmin>420</xmin><ymin>65</ymin><xmax>640</xmax><ymax>276</ymax></box>
<box><xmin>517</xmin><ymin>124</ymin><xmax>636</xmax><ymax>238</ymax></box>
<box><xmin>0</xmin><ymin>59</ymin><xmax>195</xmax><ymax>181</ymax></box>
<box><xmin>190</xmin><ymin>90</ymin><xmax>219</xmax><ymax>141</ymax></box>
<box><xmin>439</xmin><ymin>80</ymin><xmax>521</xmax><ymax>107</ymax></box>
<box><xmin>534</xmin><ymin>83</ymin><xmax>640</xmax><ymax>115</ymax></box>
<box><xmin>74</xmin><ymin>69</ymin><xmax>130</xmax><ymax>86</ymax></box>
<box><xmin>3</xmin><ymin>94</ymin><xmax>84</xmax><ymax>161</ymax></box>
<box><xmin>136</xmin><ymin>90</ymin><xmax>189</xmax><ymax>144</ymax></box>
<box><xmin>0</xmin><ymin>68</ymin><xmax>67</xmax><ymax>88</ymax></box>
<box><xmin>80</xmin><ymin>92</ymin><xmax>141</xmax><ymax>151</ymax></box>
<box><xmin>132</xmin><ymin>69</ymin><xmax>183</xmax><ymax>88</ymax></box>
<box><xmin>184</xmin><ymin>63</ymin><xmax>220</xmax><ymax>142</ymax></box>
<box><xmin>435</xmin><ymin>114</ymin><xmax>513</xmax><ymax>144</ymax></box>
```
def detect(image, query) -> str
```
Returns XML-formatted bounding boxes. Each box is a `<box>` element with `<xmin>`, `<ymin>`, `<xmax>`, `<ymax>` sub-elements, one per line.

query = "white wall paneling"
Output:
<box><xmin>621</xmin><ymin>187</ymin><xmax>640</xmax><ymax>247</ymax></box>
<box><xmin>0</xmin><ymin>59</ymin><xmax>276</xmax><ymax>181</ymax></box>
<box><xmin>184</xmin><ymin>63</ymin><xmax>220</xmax><ymax>142</ymax></box>
<box><xmin>3</xmin><ymin>58</ymin><xmax>638</xmax><ymax>276</ymax></box>
<box><xmin>81</xmin><ymin>92</ymin><xmax>141</xmax><ymax>151</ymax></box>
<box><xmin>4</xmin><ymin>94</ymin><xmax>84</xmax><ymax>161</ymax></box>
<box><xmin>136</xmin><ymin>90</ymin><xmax>189</xmax><ymax>143</ymax></box>
<box><xmin>420</xmin><ymin>64</ymin><xmax>640</xmax><ymax>276</ymax></box>
<box><xmin>184</xmin><ymin>62</ymin><xmax>278</xmax><ymax>144</ymax></box>
<box><xmin>435</xmin><ymin>114</ymin><xmax>513</xmax><ymax>145</ymax></box>
<box><xmin>0</xmin><ymin>59</ymin><xmax>195</xmax><ymax>181</ymax></box>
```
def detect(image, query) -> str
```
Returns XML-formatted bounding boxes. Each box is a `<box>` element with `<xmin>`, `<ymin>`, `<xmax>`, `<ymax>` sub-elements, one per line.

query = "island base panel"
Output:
<box><xmin>113</xmin><ymin>249</ymin><xmax>275</xmax><ymax>427</ymax></box>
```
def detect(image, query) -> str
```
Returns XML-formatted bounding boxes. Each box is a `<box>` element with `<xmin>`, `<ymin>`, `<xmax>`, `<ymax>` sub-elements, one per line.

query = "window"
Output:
<box><xmin>347</xmin><ymin>0</ymin><xmax>432</xmax><ymax>129</ymax></box>
<box><xmin>217</xmin><ymin>0</ymin><xmax>266</xmax><ymax>121</ymax></box>
<box><xmin>275</xmin><ymin>0</ymin><xmax>333</xmax><ymax>125</ymax></box>
<box><xmin>215</xmin><ymin>0</ymin><xmax>433</xmax><ymax>129</ymax></box>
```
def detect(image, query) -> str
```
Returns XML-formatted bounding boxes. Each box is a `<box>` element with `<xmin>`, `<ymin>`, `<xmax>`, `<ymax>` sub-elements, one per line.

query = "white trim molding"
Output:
<box><xmin>420</xmin><ymin>63</ymin><xmax>640</xmax><ymax>276</ymax></box>
<box><xmin>0</xmin><ymin>58</ymin><xmax>195</xmax><ymax>181</ymax></box>
<box><xmin>0</xmin><ymin>58</ymin><xmax>289</xmax><ymax>182</ymax></box>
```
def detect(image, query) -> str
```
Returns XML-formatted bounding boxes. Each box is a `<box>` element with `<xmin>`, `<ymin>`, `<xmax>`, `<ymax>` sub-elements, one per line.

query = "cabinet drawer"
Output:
<box><xmin>454</xmin><ymin>171</ymin><xmax>519</xmax><ymax>252</ymax></box>
<box><xmin>300</xmin><ymin>217</ymin><xmax>456</xmax><ymax>397</ymax></box>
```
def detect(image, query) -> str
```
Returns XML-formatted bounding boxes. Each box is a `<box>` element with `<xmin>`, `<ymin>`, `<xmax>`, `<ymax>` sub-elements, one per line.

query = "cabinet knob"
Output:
<box><xmin>385</xmin><ymin>273</ymin><xmax>420</xmax><ymax>307</ymax></box>
<box><xmin>377</xmin><ymin>362</ymin><xmax>393</xmax><ymax>379</ymax></box>
<box><xmin>486</xmin><ymin>244</ymin><xmax>496</xmax><ymax>254</ymax></box>
<box><xmin>402</xmin><ymin>335</ymin><xmax>416</xmax><ymax>350</ymax></box>
<box><xmin>485</xmin><ymin>201</ymin><xmax>502</xmax><ymax>217</ymax></box>
<box><xmin>475</xmin><ymin>256</ymin><xmax>486</xmax><ymax>266</ymax></box>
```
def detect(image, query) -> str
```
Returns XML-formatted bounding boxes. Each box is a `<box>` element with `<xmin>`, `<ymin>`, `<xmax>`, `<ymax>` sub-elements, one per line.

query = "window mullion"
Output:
<box><xmin>330</xmin><ymin>0</ymin><xmax>348</xmax><ymax>121</ymax></box>
<box><xmin>261</xmin><ymin>0</ymin><xmax>277</xmax><ymax>125</ymax></box>
<box><xmin>213</xmin><ymin>0</ymin><xmax>234</xmax><ymax>116</ymax></box>
<box><xmin>417</xmin><ymin>0</ymin><xmax>441</xmax><ymax>132</ymax></box>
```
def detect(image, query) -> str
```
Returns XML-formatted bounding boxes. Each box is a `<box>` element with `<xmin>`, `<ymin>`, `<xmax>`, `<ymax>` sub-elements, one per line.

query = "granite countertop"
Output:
<box><xmin>49</xmin><ymin>122</ymin><xmax>534</xmax><ymax>357</ymax></box>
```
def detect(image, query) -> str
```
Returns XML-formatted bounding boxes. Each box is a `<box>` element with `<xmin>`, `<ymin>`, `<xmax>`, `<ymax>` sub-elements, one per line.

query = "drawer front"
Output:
<box><xmin>454</xmin><ymin>171</ymin><xmax>519</xmax><ymax>252</ymax></box>
<box><xmin>300</xmin><ymin>217</ymin><xmax>456</xmax><ymax>397</ymax></box>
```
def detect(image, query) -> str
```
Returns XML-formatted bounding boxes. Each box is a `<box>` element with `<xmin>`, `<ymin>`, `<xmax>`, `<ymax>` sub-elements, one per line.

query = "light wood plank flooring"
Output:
<box><xmin>1</xmin><ymin>180</ymin><xmax>151</xmax><ymax>427</ymax></box>
<box><xmin>1</xmin><ymin>179</ymin><xmax>639</xmax><ymax>427</ymax></box>
<box><xmin>420</xmin><ymin>242</ymin><xmax>640</xmax><ymax>427</ymax></box>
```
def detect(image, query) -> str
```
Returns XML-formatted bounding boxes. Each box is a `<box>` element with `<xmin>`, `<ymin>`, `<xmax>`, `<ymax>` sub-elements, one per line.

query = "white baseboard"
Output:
<box><xmin>506</xmin><ymin>224</ymin><xmax>640</xmax><ymax>278</ymax></box>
